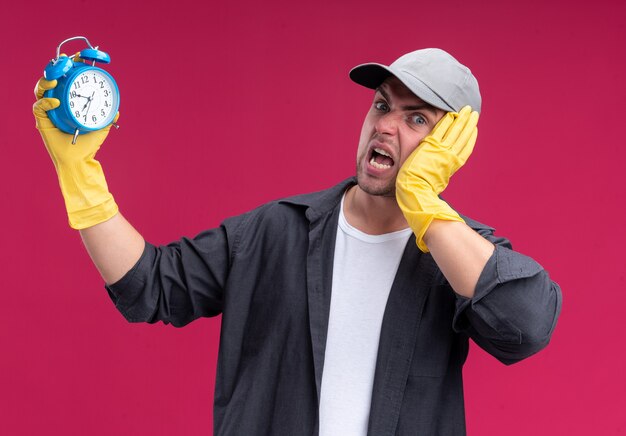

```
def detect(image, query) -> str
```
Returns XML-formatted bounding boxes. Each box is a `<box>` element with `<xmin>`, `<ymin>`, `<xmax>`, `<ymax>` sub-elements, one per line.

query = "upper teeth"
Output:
<box><xmin>374</xmin><ymin>148</ymin><xmax>391</xmax><ymax>157</ymax></box>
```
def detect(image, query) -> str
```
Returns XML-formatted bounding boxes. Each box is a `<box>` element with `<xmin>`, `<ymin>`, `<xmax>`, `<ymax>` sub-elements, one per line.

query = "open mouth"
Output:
<box><xmin>369</xmin><ymin>147</ymin><xmax>395</xmax><ymax>170</ymax></box>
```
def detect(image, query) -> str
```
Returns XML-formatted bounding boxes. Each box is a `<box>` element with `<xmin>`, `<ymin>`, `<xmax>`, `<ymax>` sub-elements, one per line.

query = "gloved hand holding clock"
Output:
<box><xmin>395</xmin><ymin>105</ymin><xmax>479</xmax><ymax>252</ymax></box>
<box><xmin>34</xmin><ymin>74</ymin><xmax>119</xmax><ymax>230</ymax></box>
<box><xmin>33</xmin><ymin>49</ymin><xmax>120</xmax><ymax>230</ymax></box>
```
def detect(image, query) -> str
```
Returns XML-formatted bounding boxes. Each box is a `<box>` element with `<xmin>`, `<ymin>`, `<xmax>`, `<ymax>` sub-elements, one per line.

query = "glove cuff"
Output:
<box><xmin>396</xmin><ymin>179</ymin><xmax>464</xmax><ymax>252</ymax></box>
<box><xmin>55</xmin><ymin>159</ymin><xmax>119</xmax><ymax>229</ymax></box>
<box><xmin>68</xmin><ymin>196</ymin><xmax>119</xmax><ymax>229</ymax></box>
<box><xmin>410</xmin><ymin>209</ymin><xmax>464</xmax><ymax>253</ymax></box>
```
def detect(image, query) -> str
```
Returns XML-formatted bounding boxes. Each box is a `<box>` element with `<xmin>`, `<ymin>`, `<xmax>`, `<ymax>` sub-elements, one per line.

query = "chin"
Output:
<box><xmin>356</xmin><ymin>172</ymin><xmax>396</xmax><ymax>198</ymax></box>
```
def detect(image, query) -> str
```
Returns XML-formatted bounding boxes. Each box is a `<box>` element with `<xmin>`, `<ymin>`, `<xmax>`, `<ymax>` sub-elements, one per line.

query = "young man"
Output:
<box><xmin>34</xmin><ymin>48</ymin><xmax>562</xmax><ymax>436</ymax></box>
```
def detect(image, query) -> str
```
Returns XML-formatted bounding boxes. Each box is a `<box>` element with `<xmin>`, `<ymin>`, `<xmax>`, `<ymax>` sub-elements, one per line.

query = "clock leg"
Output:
<box><xmin>72</xmin><ymin>128</ymin><xmax>80</xmax><ymax>145</ymax></box>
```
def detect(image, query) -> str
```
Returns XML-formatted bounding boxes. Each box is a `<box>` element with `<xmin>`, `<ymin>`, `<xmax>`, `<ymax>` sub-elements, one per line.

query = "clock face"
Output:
<box><xmin>67</xmin><ymin>69</ymin><xmax>118</xmax><ymax>130</ymax></box>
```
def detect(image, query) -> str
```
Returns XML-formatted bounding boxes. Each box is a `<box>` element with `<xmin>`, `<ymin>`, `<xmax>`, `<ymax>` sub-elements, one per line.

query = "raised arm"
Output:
<box><xmin>33</xmin><ymin>76</ymin><xmax>144</xmax><ymax>284</ymax></box>
<box><xmin>423</xmin><ymin>219</ymin><xmax>494</xmax><ymax>298</ymax></box>
<box><xmin>79</xmin><ymin>214</ymin><xmax>144</xmax><ymax>285</ymax></box>
<box><xmin>396</xmin><ymin>106</ymin><xmax>561</xmax><ymax>363</ymax></box>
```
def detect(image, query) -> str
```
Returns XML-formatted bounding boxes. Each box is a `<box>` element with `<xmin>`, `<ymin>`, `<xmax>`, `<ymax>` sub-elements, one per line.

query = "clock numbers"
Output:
<box><xmin>68</xmin><ymin>70</ymin><xmax>117</xmax><ymax>129</ymax></box>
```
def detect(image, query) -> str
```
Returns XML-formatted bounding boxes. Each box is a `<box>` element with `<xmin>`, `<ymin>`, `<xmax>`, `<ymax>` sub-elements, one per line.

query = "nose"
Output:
<box><xmin>374</xmin><ymin>111</ymin><xmax>401</xmax><ymax>136</ymax></box>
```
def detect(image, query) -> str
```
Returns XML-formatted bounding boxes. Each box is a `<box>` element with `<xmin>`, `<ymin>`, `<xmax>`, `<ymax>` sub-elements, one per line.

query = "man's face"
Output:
<box><xmin>355</xmin><ymin>76</ymin><xmax>446</xmax><ymax>197</ymax></box>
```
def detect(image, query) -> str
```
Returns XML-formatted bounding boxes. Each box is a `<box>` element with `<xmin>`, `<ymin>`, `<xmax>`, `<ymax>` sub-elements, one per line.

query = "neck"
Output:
<box><xmin>343</xmin><ymin>185</ymin><xmax>409</xmax><ymax>235</ymax></box>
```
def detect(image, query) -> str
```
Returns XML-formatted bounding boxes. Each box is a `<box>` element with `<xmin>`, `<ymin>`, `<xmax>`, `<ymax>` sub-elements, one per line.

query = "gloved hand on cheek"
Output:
<box><xmin>395</xmin><ymin>106</ymin><xmax>479</xmax><ymax>252</ymax></box>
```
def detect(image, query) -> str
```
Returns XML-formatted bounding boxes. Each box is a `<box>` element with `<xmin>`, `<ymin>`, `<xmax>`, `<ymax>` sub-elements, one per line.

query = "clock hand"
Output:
<box><xmin>76</xmin><ymin>91</ymin><xmax>96</xmax><ymax>112</ymax></box>
<box><xmin>81</xmin><ymin>92</ymin><xmax>96</xmax><ymax>112</ymax></box>
<box><xmin>84</xmin><ymin>92</ymin><xmax>95</xmax><ymax>118</ymax></box>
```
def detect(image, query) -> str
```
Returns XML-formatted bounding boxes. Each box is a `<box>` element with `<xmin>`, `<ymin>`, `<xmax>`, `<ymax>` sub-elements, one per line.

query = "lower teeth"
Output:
<box><xmin>370</xmin><ymin>157</ymin><xmax>391</xmax><ymax>169</ymax></box>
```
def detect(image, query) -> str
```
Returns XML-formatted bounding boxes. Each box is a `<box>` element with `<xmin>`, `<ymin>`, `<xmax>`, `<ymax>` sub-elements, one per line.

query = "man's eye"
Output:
<box><xmin>410</xmin><ymin>114</ymin><xmax>426</xmax><ymax>125</ymax></box>
<box><xmin>374</xmin><ymin>101</ymin><xmax>389</xmax><ymax>112</ymax></box>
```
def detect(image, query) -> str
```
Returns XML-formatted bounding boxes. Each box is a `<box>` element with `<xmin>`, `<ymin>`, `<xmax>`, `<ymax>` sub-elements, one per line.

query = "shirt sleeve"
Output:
<box><xmin>105</xmin><ymin>218</ymin><xmax>241</xmax><ymax>328</ymax></box>
<box><xmin>451</xmin><ymin>226</ymin><xmax>563</xmax><ymax>365</ymax></box>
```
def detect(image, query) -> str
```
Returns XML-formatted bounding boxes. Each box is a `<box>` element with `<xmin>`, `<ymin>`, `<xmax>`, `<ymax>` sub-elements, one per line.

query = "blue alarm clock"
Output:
<box><xmin>43</xmin><ymin>36</ymin><xmax>120</xmax><ymax>144</ymax></box>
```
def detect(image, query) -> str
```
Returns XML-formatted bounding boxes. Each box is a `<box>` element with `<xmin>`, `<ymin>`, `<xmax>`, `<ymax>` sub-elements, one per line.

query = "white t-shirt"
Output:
<box><xmin>319</xmin><ymin>193</ymin><xmax>412</xmax><ymax>436</ymax></box>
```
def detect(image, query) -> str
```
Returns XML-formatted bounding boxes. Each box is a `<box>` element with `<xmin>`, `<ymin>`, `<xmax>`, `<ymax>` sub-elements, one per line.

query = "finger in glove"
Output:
<box><xmin>457</xmin><ymin>126</ymin><xmax>478</xmax><ymax>164</ymax></box>
<box><xmin>442</xmin><ymin>106</ymin><xmax>472</xmax><ymax>145</ymax></box>
<box><xmin>32</xmin><ymin>98</ymin><xmax>60</xmax><ymax>129</ymax></box>
<box><xmin>428</xmin><ymin>110</ymin><xmax>457</xmax><ymax>143</ymax></box>
<box><xmin>451</xmin><ymin>109</ymin><xmax>479</xmax><ymax>156</ymax></box>
<box><xmin>34</xmin><ymin>78</ymin><xmax>57</xmax><ymax>100</ymax></box>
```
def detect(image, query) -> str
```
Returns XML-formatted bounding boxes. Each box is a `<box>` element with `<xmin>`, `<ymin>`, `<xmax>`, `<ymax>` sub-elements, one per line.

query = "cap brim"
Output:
<box><xmin>349</xmin><ymin>62</ymin><xmax>456</xmax><ymax>112</ymax></box>
<box><xmin>349</xmin><ymin>63</ymin><xmax>394</xmax><ymax>89</ymax></box>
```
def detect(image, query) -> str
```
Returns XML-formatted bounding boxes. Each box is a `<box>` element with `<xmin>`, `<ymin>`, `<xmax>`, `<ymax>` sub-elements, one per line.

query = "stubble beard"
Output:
<box><xmin>355</xmin><ymin>162</ymin><xmax>397</xmax><ymax>198</ymax></box>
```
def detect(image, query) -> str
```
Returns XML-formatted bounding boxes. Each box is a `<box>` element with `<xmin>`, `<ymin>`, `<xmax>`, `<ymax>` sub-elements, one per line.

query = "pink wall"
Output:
<box><xmin>2</xmin><ymin>0</ymin><xmax>625</xmax><ymax>434</ymax></box>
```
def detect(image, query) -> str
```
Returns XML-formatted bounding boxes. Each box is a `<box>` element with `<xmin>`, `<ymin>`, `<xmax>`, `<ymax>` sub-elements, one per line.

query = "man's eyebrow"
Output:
<box><xmin>376</xmin><ymin>86</ymin><xmax>392</xmax><ymax>104</ymax></box>
<box><xmin>375</xmin><ymin>86</ymin><xmax>439</xmax><ymax>114</ymax></box>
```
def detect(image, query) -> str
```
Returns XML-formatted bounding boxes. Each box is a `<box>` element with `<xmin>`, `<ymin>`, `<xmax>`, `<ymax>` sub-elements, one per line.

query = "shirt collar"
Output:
<box><xmin>278</xmin><ymin>177</ymin><xmax>357</xmax><ymax>222</ymax></box>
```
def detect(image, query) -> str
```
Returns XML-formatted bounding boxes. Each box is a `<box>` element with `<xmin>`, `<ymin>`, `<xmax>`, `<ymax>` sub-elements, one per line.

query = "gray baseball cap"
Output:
<box><xmin>349</xmin><ymin>48</ymin><xmax>481</xmax><ymax>113</ymax></box>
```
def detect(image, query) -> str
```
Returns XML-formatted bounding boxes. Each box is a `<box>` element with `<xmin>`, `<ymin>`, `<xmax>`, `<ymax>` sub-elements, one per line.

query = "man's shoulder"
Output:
<box><xmin>222</xmin><ymin>177</ymin><xmax>356</xmax><ymax>233</ymax></box>
<box><xmin>277</xmin><ymin>177</ymin><xmax>356</xmax><ymax>211</ymax></box>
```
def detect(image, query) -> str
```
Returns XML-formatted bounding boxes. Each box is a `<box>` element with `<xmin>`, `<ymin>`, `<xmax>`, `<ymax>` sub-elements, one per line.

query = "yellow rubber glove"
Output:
<box><xmin>33</xmin><ymin>71</ymin><xmax>119</xmax><ymax>229</ymax></box>
<box><xmin>396</xmin><ymin>105</ymin><xmax>479</xmax><ymax>252</ymax></box>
